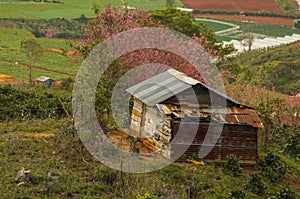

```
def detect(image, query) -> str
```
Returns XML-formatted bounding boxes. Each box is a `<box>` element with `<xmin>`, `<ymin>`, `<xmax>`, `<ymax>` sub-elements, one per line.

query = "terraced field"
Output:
<box><xmin>0</xmin><ymin>0</ymin><xmax>183</xmax><ymax>19</ymax></box>
<box><xmin>181</xmin><ymin>0</ymin><xmax>283</xmax><ymax>13</ymax></box>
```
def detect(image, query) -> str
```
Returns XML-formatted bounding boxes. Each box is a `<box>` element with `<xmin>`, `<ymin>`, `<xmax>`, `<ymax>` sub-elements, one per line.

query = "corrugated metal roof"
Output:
<box><xmin>156</xmin><ymin>104</ymin><xmax>263</xmax><ymax>128</ymax></box>
<box><xmin>126</xmin><ymin>69</ymin><xmax>196</xmax><ymax>106</ymax></box>
<box><xmin>37</xmin><ymin>76</ymin><xmax>52</xmax><ymax>82</ymax></box>
<box><xmin>126</xmin><ymin>69</ymin><xmax>241</xmax><ymax>106</ymax></box>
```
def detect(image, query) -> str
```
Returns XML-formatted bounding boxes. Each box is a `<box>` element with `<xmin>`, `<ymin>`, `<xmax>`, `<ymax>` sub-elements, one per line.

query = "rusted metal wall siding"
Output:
<box><xmin>221</xmin><ymin>125</ymin><xmax>257</xmax><ymax>160</ymax></box>
<box><xmin>171</xmin><ymin>122</ymin><xmax>258</xmax><ymax>161</ymax></box>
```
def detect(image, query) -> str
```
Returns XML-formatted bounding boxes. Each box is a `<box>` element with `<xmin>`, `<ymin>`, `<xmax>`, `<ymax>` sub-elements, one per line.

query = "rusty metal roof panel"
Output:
<box><xmin>156</xmin><ymin>104</ymin><xmax>262</xmax><ymax>128</ymax></box>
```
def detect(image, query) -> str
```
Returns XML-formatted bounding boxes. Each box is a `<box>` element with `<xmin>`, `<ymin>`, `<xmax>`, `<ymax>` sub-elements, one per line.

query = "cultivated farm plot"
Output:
<box><xmin>0</xmin><ymin>28</ymin><xmax>35</xmax><ymax>49</ymax></box>
<box><xmin>0</xmin><ymin>0</ymin><xmax>183</xmax><ymax>19</ymax></box>
<box><xmin>0</xmin><ymin>50</ymin><xmax>81</xmax><ymax>81</ymax></box>
<box><xmin>195</xmin><ymin>20</ymin><xmax>234</xmax><ymax>32</ymax></box>
<box><xmin>194</xmin><ymin>14</ymin><xmax>297</xmax><ymax>26</ymax></box>
<box><xmin>0</xmin><ymin>27</ymin><xmax>81</xmax><ymax>82</ymax></box>
<box><xmin>182</xmin><ymin>0</ymin><xmax>283</xmax><ymax>13</ymax></box>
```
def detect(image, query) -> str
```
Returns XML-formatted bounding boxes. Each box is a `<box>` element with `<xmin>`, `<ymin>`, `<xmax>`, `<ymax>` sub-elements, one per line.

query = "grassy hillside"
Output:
<box><xmin>0</xmin><ymin>28</ymin><xmax>35</xmax><ymax>49</ymax></box>
<box><xmin>218</xmin><ymin>42</ymin><xmax>300</xmax><ymax>95</ymax></box>
<box><xmin>0</xmin><ymin>28</ymin><xmax>81</xmax><ymax>81</ymax></box>
<box><xmin>0</xmin><ymin>118</ymin><xmax>299</xmax><ymax>198</ymax></box>
<box><xmin>0</xmin><ymin>0</ymin><xmax>184</xmax><ymax>19</ymax></box>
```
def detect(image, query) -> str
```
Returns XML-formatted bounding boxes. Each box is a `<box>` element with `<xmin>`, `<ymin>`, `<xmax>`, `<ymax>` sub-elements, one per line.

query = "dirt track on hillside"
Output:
<box><xmin>0</xmin><ymin>59</ymin><xmax>75</xmax><ymax>77</ymax></box>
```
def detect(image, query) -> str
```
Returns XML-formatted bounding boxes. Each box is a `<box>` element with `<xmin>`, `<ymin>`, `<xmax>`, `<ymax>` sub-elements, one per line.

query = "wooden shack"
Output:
<box><xmin>126</xmin><ymin>69</ymin><xmax>262</xmax><ymax>162</ymax></box>
<box><xmin>36</xmin><ymin>76</ymin><xmax>56</xmax><ymax>87</ymax></box>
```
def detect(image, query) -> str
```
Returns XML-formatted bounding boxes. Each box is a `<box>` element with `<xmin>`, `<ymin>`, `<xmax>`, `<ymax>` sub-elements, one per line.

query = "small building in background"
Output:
<box><xmin>36</xmin><ymin>76</ymin><xmax>56</xmax><ymax>87</ymax></box>
<box><xmin>127</xmin><ymin>69</ymin><xmax>262</xmax><ymax>163</ymax></box>
<box><xmin>117</xmin><ymin>5</ymin><xmax>136</xmax><ymax>12</ymax></box>
<box><xmin>176</xmin><ymin>7</ymin><xmax>193</xmax><ymax>16</ymax></box>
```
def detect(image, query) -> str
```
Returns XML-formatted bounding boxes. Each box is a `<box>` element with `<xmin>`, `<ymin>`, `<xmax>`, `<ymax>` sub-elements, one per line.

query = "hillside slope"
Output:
<box><xmin>218</xmin><ymin>42</ymin><xmax>300</xmax><ymax>95</ymax></box>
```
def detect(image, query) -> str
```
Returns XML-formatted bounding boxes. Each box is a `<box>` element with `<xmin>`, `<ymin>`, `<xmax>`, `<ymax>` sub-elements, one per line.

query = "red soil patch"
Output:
<box><xmin>194</xmin><ymin>14</ymin><xmax>296</xmax><ymax>26</ymax></box>
<box><xmin>182</xmin><ymin>0</ymin><xmax>284</xmax><ymax>13</ymax></box>
<box><xmin>45</xmin><ymin>48</ymin><xmax>80</xmax><ymax>57</ymax></box>
<box><xmin>108</xmin><ymin>130</ymin><xmax>159</xmax><ymax>154</ymax></box>
<box><xmin>0</xmin><ymin>73</ymin><xmax>19</xmax><ymax>84</ymax></box>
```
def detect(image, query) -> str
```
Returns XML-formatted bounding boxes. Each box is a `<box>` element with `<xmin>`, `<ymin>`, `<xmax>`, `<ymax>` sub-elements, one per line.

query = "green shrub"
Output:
<box><xmin>276</xmin><ymin>186</ymin><xmax>296</xmax><ymax>199</ymax></box>
<box><xmin>244</xmin><ymin>173</ymin><xmax>266</xmax><ymax>195</ymax></box>
<box><xmin>139</xmin><ymin>193</ymin><xmax>154</xmax><ymax>199</ymax></box>
<box><xmin>229</xmin><ymin>190</ymin><xmax>246</xmax><ymax>199</ymax></box>
<box><xmin>256</xmin><ymin>152</ymin><xmax>287</xmax><ymax>182</ymax></box>
<box><xmin>284</xmin><ymin>128</ymin><xmax>300</xmax><ymax>160</ymax></box>
<box><xmin>223</xmin><ymin>154</ymin><xmax>242</xmax><ymax>177</ymax></box>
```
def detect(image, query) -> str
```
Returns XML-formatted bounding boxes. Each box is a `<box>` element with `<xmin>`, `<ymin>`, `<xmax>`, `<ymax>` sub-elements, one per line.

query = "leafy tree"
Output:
<box><xmin>284</xmin><ymin>127</ymin><xmax>300</xmax><ymax>160</ymax></box>
<box><xmin>256</xmin><ymin>152</ymin><xmax>287</xmax><ymax>182</ymax></box>
<box><xmin>21</xmin><ymin>39</ymin><xmax>43</xmax><ymax>86</ymax></box>
<box><xmin>151</xmin><ymin>8</ymin><xmax>234</xmax><ymax>58</ymax></box>
<box><xmin>75</xmin><ymin>6</ymin><xmax>234</xmax><ymax>128</ymax></box>
<box><xmin>255</xmin><ymin>98</ymin><xmax>285</xmax><ymax>150</ymax></box>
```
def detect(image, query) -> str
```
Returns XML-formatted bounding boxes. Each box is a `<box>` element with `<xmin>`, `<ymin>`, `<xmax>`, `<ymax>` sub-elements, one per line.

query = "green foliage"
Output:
<box><xmin>151</xmin><ymin>8</ymin><xmax>235</xmax><ymax>58</ymax></box>
<box><xmin>256</xmin><ymin>152</ymin><xmax>287</xmax><ymax>182</ymax></box>
<box><xmin>244</xmin><ymin>173</ymin><xmax>266</xmax><ymax>195</ymax></box>
<box><xmin>139</xmin><ymin>192</ymin><xmax>154</xmax><ymax>199</ymax></box>
<box><xmin>151</xmin><ymin>8</ymin><xmax>216</xmax><ymax>43</ymax></box>
<box><xmin>284</xmin><ymin>127</ymin><xmax>300</xmax><ymax>160</ymax></box>
<box><xmin>218</xmin><ymin>43</ymin><xmax>300</xmax><ymax>95</ymax></box>
<box><xmin>0</xmin><ymin>28</ymin><xmax>35</xmax><ymax>49</ymax></box>
<box><xmin>223</xmin><ymin>154</ymin><xmax>242</xmax><ymax>177</ymax></box>
<box><xmin>59</xmin><ymin>77</ymin><xmax>74</xmax><ymax>90</ymax></box>
<box><xmin>254</xmin><ymin>61</ymin><xmax>300</xmax><ymax>95</ymax></box>
<box><xmin>21</xmin><ymin>38</ymin><xmax>43</xmax><ymax>85</ymax></box>
<box><xmin>276</xmin><ymin>186</ymin><xmax>296</xmax><ymax>199</ymax></box>
<box><xmin>275</xmin><ymin>0</ymin><xmax>294</xmax><ymax>14</ymax></box>
<box><xmin>229</xmin><ymin>190</ymin><xmax>246</xmax><ymax>199</ymax></box>
<box><xmin>0</xmin><ymin>18</ymin><xmax>86</xmax><ymax>39</ymax></box>
<box><xmin>0</xmin><ymin>85</ymin><xmax>69</xmax><ymax>121</ymax></box>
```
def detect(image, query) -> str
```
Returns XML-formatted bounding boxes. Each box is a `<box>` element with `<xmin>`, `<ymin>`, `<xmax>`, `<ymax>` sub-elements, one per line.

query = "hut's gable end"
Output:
<box><xmin>163</xmin><ymin>85</ymin><xmax>237</xmax><ymax>108</ymax></box>
<box><xmin>130</xmin><ymin>98</ymin><xmax>143</xmax><ymax>135</ymax></box>
<box><xmin>130</xmin><ymin>98</ymin><xmax>170</xmax><ymax>138</ymax></box>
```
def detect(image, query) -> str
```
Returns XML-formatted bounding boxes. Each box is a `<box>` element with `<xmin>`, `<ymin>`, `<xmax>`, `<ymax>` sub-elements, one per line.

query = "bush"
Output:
<box><xmin>139</xmin><ymin>193</ymin><xmax>154</xmax><ymax>199</ymax></box>
<box><xmin>59</xmin><ymin>77</ymin><xmax>74</xmax><ymax>90</ymax></box>
<box><xmin>256</xmin><ymin>152</ymin><xmax>287</xmax><ymax>182</ymax></box>
<box><xmin>223</xmin><ymin>154</ymin><xmax>242</xmax><ymax>177</ymax></box>
<box><xmin>229</xmin><ymin>190</ymin><xmax>246</xmax><ymax>199</ymax></box>
<box><xmin>276</xmin><ymin>186</ymin><xmax>296</xmax><ymax>199</ymax></box>
<box><xmin>284</xmin><ymin>128</ymin><xmax>300</xmax><ymax>160</ymax></box>
<box><xmin>244</xmin><ymin>173</ymin><xmax>266</xmax><ymax>195</ymax></box>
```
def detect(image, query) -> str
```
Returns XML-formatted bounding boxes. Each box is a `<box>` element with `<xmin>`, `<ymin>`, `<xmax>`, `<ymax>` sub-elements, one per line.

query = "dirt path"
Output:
<box><xmin>0</xmin><ymin>131</ymin><xmax>54</xmax><ymax>138</ymax></box>
<box><xmin>0</xmin><ymin>59</ymin><xmax>75</xmax><ymax>77</ymax></box>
